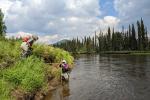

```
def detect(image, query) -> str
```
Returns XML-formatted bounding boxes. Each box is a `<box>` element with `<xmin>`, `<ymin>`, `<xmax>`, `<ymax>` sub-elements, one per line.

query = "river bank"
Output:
<box><xmin>0</xmin><ymin>38</ymin><xmax>74</xmax><ymax>100</ymax></box>
<box><xmin>101</xmin><ymin>51</ymin><xmax>150</xmax><ymax>55</ymax></box>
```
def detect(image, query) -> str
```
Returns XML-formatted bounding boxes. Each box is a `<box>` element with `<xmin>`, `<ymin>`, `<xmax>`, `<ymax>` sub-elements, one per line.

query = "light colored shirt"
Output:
<box><xmin>20</xmin><ymin>42</ymin><xmax>29</xmax><ymax>51</ymax></box>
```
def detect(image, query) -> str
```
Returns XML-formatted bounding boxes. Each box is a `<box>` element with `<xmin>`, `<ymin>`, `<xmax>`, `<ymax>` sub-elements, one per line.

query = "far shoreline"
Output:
<box><xmin>71</xmin><ymin>51</ymin><xmax>150</xmax><ymax>55</ymax></box>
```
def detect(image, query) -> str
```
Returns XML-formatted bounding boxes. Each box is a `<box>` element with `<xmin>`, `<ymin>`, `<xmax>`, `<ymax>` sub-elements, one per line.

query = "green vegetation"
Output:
<box><xmin>0</xmin><ymin>9</ymin><xmax>6</xmax><ymax>36</ymax></box>
<box><xmin>4</xmin><ymin>56</ymin><xmax>45</xmax><ymax>92</ymax></box>
<box><xmin>33</xmin><ymin>44</ymin><xmax>74</xmax><ymax>64</ymax></box>
<box><xmin>0</xmin><ymin>38</ymin><xmax>21</xmax><ymax>63</ymax></box>
<box><xmin>54</xmin><ymin>18</ymin><xmax>150</xmax><ymax>54</ymax></box>
<box><xmin>0</xmin><ymin>37</ymin><xmax>74</xmax><ymax>99</ymax></box>
<box><xmin>0</xmin><ymin>79</ymin><xmax>14</xmax><ymax>100</ymax></box>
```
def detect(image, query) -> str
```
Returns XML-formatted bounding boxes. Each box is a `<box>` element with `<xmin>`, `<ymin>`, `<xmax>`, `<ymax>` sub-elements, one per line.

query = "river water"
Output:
<box><xmin>45</xmin><ymin>54</ymin><xmax>150</xmax><ymax>100</ymax></box>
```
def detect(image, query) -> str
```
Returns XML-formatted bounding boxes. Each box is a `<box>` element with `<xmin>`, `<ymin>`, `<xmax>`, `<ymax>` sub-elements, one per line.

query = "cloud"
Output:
<box><xmin>5</xmin><ymin>31</ymin><xmax>59</xmax><ymax>44</ymax></box>
<box><xmin>0</xmin><ymin>0</ymin><xmax>121</xmax><ymax>43</ymax></box>
<box><xmin>0</xmin><ymin>0</ymin><xmax>12</xmax><ymax>18</ymax></box>
<box><xmin>100</xmin><ymin>16</ymin><xmax>120</xmax><ymax>28</ymax></box>
<box><xmin>1</xmin><ymin>0</ymin><xmax>102</xmax><ymax>34</ymax></box>
<box><xmin>5</xmin><ymin>31</ymin><xmax>33</xmax><ymax>39</ymax></box>
<box><xmin>65</xmin><ymin>0</ymin><xmax>101</xmax><ymax>17</ymax></box>
<box><xmin>37</xmin><ymin>34</ymin><xmax>59</xmax><ymax>44</ymax></box>
<box><xmin>114</xmin><ymin>0</ymin><xmax>150</xmax><ymax>30</ymax></box>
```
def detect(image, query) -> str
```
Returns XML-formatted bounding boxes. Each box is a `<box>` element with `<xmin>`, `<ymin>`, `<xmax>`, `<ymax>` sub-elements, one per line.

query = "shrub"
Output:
<box><xmin>33</xmin><ymin>44</ymin><xmax>74</xmax><ymax>64</ymax></box>
<box><xmin>0</xmin><ymin>39</ymin><xmax>21</xmax><ymax>63</ymax></box>
<box><xmin>0</xmin><ymin>79</ymin><xmax>14</xmax><ymax>100</ymax></box>
<box><xmin>4</xmin><ymin>56</ymin><xmax>46</xmax><ymax>92</ymax></box>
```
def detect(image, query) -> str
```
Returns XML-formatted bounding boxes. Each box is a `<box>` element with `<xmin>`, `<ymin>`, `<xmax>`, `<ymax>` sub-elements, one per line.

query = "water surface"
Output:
<box><xmin>46</xmin><ymin>54</ymin><xmax>150</xmax><ymax>100</ymax></box>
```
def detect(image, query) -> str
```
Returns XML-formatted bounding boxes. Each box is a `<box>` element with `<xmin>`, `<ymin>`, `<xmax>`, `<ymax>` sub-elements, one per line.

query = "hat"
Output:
<box><xmin>62</xmin><ymin>60</ymin><xmax>66</xmax><ymax>63</ymax></box>
<box><xmin>32</xmin><ymin>35</ymin><xmax>38</xmax><ymax>40</ymax></box>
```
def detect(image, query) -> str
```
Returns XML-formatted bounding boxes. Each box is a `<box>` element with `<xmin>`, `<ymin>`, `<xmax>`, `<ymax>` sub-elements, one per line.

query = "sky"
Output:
<box><xmin>0</xmin><ymin>0</ymin><xmax>150</xmax><ymax>44</ymax></box>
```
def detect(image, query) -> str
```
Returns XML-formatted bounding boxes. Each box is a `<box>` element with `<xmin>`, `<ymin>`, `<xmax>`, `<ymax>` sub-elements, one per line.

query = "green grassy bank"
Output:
<box><xmin>0</xmin><ymin>37</ymin><xmax>74</xmax><ymax>99</ymax></box>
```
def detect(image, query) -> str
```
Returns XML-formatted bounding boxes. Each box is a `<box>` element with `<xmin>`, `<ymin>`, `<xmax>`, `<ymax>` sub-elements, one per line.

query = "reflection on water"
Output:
<box><xmin>62</xmin><ymin>82</ymin><xmax>70</xmax><ymax>97</ymax></box>
<box><xmin>45</xmin><ymin>54</ymin><xmax>150</xmax><ymax>100</ymax></box>
<box><xmin>45</xmin><ymin>81</ymin><xmax>70</xmax><ymax>100</ymax></box>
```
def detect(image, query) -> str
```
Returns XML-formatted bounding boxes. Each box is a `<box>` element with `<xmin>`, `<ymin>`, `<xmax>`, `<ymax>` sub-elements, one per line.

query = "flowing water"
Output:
<box><xmin>45</xmin><ymin>54</ymin><xmax>150</xmax><ymax>100</ymax></box>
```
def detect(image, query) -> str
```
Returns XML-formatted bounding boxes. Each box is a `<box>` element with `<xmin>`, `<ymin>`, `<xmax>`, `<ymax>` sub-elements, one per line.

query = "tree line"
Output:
<box><xmin>54</xmin><ymin>18</ymin><xmax>150</xmax><ymax>53</ymax></box>
<box><xmin>0</xmin><ymin>9</ymin><xmax>149</xmax><ymax>53</ymax></box>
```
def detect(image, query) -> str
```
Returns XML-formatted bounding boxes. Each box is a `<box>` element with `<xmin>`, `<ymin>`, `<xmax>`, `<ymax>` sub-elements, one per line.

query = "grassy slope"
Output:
<box><xmin>0</xmin><ymin>38</ymin><xmax>74</xmax><ymax>99</ymax></box>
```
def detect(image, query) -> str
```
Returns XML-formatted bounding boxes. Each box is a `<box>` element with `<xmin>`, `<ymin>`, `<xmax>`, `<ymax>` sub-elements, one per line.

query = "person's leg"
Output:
<box><xmin>21</xmin><ymin>51</ymin><xmax>28</xmax><ymax>58</ymax></box>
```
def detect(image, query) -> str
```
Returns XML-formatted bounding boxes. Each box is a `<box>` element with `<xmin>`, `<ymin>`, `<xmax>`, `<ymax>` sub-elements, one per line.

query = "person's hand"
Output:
<box><xmin>30</xmin><ymin>47</ymin><xmax>33</xmax><ymax>51</ymax></box>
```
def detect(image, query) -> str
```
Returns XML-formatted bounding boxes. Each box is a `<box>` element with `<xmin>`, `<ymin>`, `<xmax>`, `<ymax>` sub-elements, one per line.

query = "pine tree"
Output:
<box><xmin>94</xmin><ymin>31</ymin><xmax>97</xmax><ymax>51</ymax></box>
<box><xmin>124</xmin><ymin>31</ymin><xmax>129</xmax><ymax>50</ymax></box>
<box><xmin>0</xmin><ymin>9</ymin><xmax>7</xmax><ymax>36</ymax></box>
<box><xmin>107</xmin><ymin>27</ymin><xmax>111</xmax><ymax>51</ymax></box>
<box><xmin>131</xmin><ymin>24</ymin><xmax>137</xmax><ymax>50</ymax></box>
<box><xmin>137</xmin><ymin>20</ymin><xmax>142</xmax><ymax>50</ymax></box>
<box><xmin>128</xmin><ymin>25</ymin><xmax>132</xmax><ymax>50</ymax></box>
<box><xmin>98</xmin><ymin>32</ymin><xmax>104</xmax><ymax>51</ymax></box>
<box><xmin>141</xmin><ymin>18</ymin><xmax>146</xmax><ymax>50</ymax></box>
<box><xmin>144</xmin><ymin>27</ymin><xmax>149</xmax><ymax>50</ymax></box>
<box><xmin>112</xmin><ymin>28</ymin><xmax>115</xmax><ymax>51</ymax></box>
<box><xmin>126</xmin><ymin>31</ymin><xmax>130</xmax><ymax>50</ymax></box>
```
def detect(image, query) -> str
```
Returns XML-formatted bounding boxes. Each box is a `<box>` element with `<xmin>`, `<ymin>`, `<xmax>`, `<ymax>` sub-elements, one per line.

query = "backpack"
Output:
<box><xmin>63</xmin><ymin>63</ymin><xmax>68</xmax><ymax>70</ymax></box>
<box><xmin>22</xmin><ymin>37</ymin><xmax>30</xmax><ymax>42</ymax></box>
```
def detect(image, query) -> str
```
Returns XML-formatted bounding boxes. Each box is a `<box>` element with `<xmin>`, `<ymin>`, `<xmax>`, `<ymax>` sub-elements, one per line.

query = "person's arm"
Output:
<box><xmin>59</xmin><ymin>64</ymin><xmax>62</xmax><ymax>68</ymax></box>
<box><xmin>27</xmin><ymin>38</ymin><xmax>34</xmax><ymax>46</ymax></box>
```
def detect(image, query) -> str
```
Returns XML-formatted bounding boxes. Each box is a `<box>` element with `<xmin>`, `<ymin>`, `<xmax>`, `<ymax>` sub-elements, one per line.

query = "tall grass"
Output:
<box><xmin>4</xmin><ymin>56</ymin><xmax>46</xmax><ymax>92</ymax></box>
<box><xmin>0</xmin><ymin>38</ymin><xmax>21</xmax><ymax>63</ymax></box>
<box><xmin>0</xmin><ymin>79</ymin><xmax>14</xmax><ymax>100</ymax></box>
<box><xmin>0</xmin><ymin>38</ymin><xmax>74</xmax><ymax>99</ymax></box>
<box><xmin>33</xmin><ymin>44</ymin><xmax>74</xmax><ymax>64</ymax></box>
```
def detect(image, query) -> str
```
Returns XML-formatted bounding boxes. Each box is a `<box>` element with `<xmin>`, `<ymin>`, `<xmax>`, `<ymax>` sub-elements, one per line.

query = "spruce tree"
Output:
<box><xmin>128</xmin><ymin>25</ymin><xmax>132</xmax><ymax>50</ymax></box>
<box><xmin>107</xmin><ymin>27</ymin><xmax>111</xmax><ymax>51</ymax></box>
<box><xmin>112</xmin><ymin>28</ymin><xmax>115</xmax><ymax>51</ymax></box>
<box><xmin>131</xmin><ymin>24</ymin><xmax>137</xmax><ymax>50</ymax></box>
<box><xmin>137</xmin><ymin>20</ymin><xmax>142</xmax><ymax>50</ymax></box>
<box><xmin>0</xmin><ymin>9</ymin><xmax>6</xmax><ymax>36</ymax></box>
<box><xmin>140</xmin><ymin>18</ymin><xmax>147</xmax><ymax>50</ymax></box>
<box><xmin>144</xmin><ymin>27</ymin><xmax>149</xmax><ymax>50</ymax></box>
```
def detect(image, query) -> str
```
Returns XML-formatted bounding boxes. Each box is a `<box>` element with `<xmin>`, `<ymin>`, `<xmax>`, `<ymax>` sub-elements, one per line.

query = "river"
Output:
<box><xmin>45</xmin><ymin>54</ymin><xmax>150</xmax><ymax>100</ymax></box>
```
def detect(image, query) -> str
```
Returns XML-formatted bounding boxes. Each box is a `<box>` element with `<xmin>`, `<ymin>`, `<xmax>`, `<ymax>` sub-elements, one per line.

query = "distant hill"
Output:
<box><xmin>53</xmin><ymin>39</ymin><xmax>70</xmax><ymax>45</ymax></box>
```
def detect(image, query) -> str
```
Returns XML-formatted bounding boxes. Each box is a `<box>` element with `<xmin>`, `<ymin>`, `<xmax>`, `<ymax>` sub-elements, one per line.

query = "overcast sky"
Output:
<box><xmin>0</xmin><ymin>0</ymin><xmax>150</xmax><ymax>43</ymax></box>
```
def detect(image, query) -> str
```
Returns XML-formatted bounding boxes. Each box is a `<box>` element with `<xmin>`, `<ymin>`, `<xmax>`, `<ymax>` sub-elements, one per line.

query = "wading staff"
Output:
<box><xmin>59</xmin><ymin>59</ymin><xmax>63</xmax><ymax>85</ymax></box>
<box><xmin>60</xmin><ymin>66</ymin><xmax>62</xmax><ymax>85</ymax></box>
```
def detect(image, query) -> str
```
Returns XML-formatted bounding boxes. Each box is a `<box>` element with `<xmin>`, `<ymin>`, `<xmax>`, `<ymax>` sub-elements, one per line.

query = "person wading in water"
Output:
<box><xmin>59</xmin><ymin>60</ymin><xmax>70</xmax><ymax>81</ymax></box>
